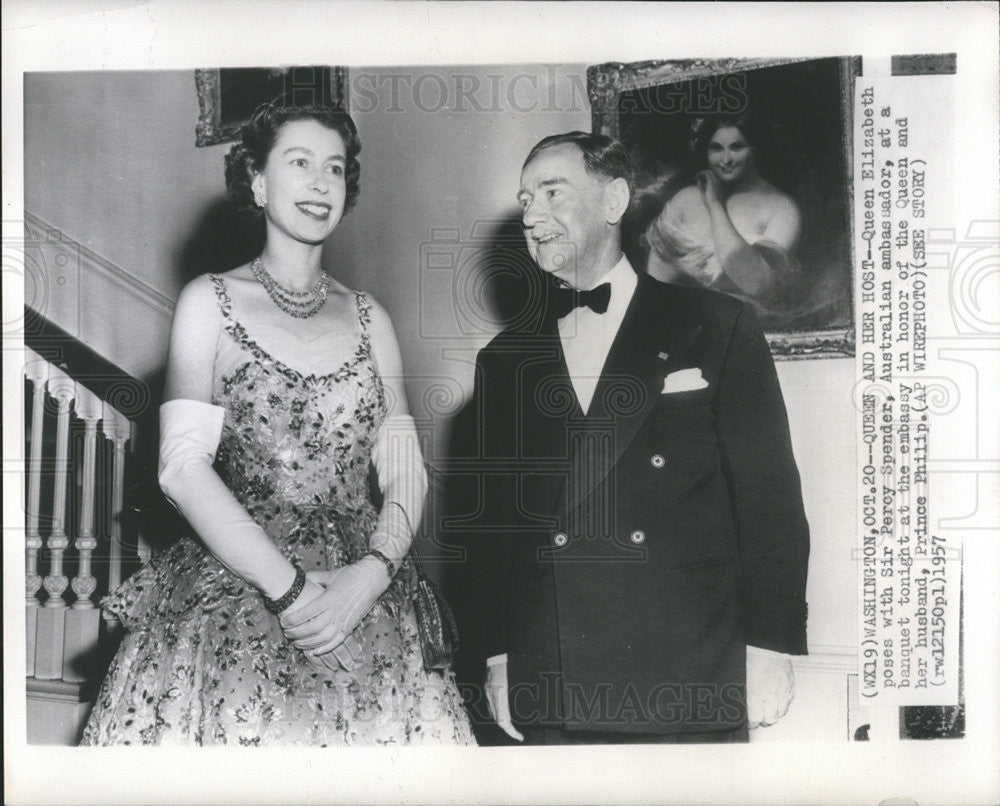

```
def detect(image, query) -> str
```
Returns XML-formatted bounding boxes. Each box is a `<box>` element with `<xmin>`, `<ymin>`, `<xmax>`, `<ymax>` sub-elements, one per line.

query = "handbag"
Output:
<box><xmin>409</xmin><ymin>552</ymin><xmax>460</xmax><ymax>672</ymax></box>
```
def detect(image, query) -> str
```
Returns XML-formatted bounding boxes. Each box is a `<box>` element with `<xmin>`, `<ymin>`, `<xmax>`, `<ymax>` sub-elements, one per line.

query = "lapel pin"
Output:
<box><xmin>657</xmin><ymin>351</ymin><xmax>670</xmax><ymax>362</ymax></box>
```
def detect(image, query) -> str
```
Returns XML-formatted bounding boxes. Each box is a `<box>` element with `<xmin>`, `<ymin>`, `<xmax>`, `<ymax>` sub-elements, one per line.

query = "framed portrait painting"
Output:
<box><xmin>589</xmin><ymin>56</ymin><xmax>859</xmax><ymax>358</ymax></box>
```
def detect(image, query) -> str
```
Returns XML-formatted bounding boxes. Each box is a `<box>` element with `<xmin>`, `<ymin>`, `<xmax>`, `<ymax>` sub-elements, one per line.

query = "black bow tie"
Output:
<box><xmin>550</xmin><ymin>283</ymin><xmax>611</xmax><ymax>318</ymax></box>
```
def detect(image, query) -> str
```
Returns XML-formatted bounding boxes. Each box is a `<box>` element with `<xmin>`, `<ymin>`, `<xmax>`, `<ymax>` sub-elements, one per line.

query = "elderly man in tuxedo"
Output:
<box><xmin>466</xmin><ymin>131</ymin><xmax>809</xmax><ymax>744</ymax></box>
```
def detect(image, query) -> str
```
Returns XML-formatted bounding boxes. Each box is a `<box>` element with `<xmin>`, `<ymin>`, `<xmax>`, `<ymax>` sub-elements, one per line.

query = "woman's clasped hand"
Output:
<box><xmin>280</xmin><ymin>561</ymin><xmax>390</xmax><ymax>669</ymax></box>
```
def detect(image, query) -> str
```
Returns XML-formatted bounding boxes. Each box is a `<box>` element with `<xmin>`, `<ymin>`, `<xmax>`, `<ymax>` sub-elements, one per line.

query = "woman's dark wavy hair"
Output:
<box><xmin>224</xmin><ymin>98</ymin><xmax>361</xmax><ymax>220</ymax></box>
<box><xmin>690</xmin><ymin>112</ymin><xmax>762</xmax><ymax>165</ymax></box>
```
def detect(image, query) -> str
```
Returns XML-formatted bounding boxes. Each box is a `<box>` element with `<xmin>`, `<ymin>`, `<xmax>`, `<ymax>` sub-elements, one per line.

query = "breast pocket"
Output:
<box><xmin>656</xmin><ymin>386</ymin><xmax>714</xmax><ymax>412</ymax></box>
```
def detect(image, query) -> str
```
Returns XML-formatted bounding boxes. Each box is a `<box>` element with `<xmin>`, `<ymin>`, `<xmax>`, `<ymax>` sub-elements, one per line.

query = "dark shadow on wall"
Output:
<box><xmin>430</xmin><ymin>212</ymin><xmax>553</xmax><ymax>745</ymax></box>
<box><xmin>175</xmin><ymin>197</ymin><xmax>265</xmax><ymax>283</ymax></box>
<box><xmin>472</xmin><ymin>215</ymin><xmax>549</xmax><ymax>330</ymax></box>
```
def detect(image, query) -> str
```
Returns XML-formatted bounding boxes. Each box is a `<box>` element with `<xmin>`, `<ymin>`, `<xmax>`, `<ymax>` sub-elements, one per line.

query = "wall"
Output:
<box><xmin>25</xmin><ymin>71</ymin><xmax>229</xmax><ymax>300</ymax></box>
<box><xmin>24</xmin><ymin>70</ymin><xmax>238</xmax><ymax>379</ymax></box>
<box><xmin>780</xmin><ymin>357</ymin><xmax>856</xmax><ymax>652</ymax></box>
<box><xmin>23</xmin><ymin>66</ymin><xmax>856</xmax><ymax>737</ymax></box>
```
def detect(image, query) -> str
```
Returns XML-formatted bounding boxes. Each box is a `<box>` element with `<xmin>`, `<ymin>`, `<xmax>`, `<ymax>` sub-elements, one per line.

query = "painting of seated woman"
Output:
<box><xmin>593</xmin><ymin>57</ymin><xmax>858</xmax><ymax>353</ymax></box>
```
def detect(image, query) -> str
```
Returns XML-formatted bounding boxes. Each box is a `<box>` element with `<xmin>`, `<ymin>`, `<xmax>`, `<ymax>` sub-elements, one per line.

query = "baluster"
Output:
<box><xmin>130</xmin><ymin>420</ymin><xmax>153</xmax><ymax>566</ymax></box>
<box><xmin>24</xmin><ymin>349</ymin><xmax>48</xmax><ymax>677</ymax></box>
<box><xmin>34</xmin><ymin>366</ymin><xmax>75</xmax><ymax>680</ymax></box>
<box><xmin>101</xmin><ymin>403</ymin><xmax>131</xmax><ymax>629</ymax></box>
<box><xmin>63</xmin><ymin>384</ymin><xmax>103</xmax><ymax>682</ymax></box>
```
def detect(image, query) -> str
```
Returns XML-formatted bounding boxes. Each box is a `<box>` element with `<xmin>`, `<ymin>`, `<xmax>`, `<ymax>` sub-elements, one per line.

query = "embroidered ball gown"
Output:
<box><xmin>81</xmin><ymin>276</ymin><xmax>474</xmax><ymax>746</ymax></box>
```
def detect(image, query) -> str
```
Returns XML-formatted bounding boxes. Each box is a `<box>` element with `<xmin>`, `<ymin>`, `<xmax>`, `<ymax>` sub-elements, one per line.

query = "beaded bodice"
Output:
<box><xmin>209</xmin><ymin>275</ymin><xmax>387</xmax><ymax>562</ymax></box>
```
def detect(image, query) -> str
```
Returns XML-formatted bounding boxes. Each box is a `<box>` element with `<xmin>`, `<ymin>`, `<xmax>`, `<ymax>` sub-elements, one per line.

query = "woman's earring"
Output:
<box><xmin>253</xmin><ymin>185</ymin><xmax>267</xmax><ymax>208</ymax></box>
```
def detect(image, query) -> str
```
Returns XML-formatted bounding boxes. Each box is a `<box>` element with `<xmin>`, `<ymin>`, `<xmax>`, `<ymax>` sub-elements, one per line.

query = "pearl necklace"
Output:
<box><xmin>251</xmin><ymin>257</ymin><xmax>330</xmax><ymax>319</ymax></box>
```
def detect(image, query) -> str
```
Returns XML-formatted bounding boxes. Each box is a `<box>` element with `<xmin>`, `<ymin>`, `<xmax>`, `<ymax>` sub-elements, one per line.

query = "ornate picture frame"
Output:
<box><xmin>195</xmin><ymin>66</ymin><xmax>349</xmax><ymax>148</ymax></box>
<box><xmin>589</xmin><ymin>57</ymin><xmax>860</xmax><ymax>359</ymax></box>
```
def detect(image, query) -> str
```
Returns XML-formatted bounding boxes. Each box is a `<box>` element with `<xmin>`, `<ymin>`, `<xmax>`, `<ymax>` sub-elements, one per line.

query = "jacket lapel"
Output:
<box><xmin>555</xmin><ymin>274</ymin><xmax>702</xmax><ymax>520</ymax></box>
<box><xmin>517</xmin><ymin>314</ymin><xmax>582</xmax><ymax>458</ymax></box>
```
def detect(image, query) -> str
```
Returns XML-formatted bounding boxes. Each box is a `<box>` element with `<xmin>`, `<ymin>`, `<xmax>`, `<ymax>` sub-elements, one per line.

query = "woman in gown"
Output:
<box><xmin>643</xmin><ymin>114</ymin><xmax>803</xmax><ymax>320</ymax></box>
<box><xmin>81</xmin><ymin>100</ymin><xmax>475</xmax><ymax>745</ymax></box>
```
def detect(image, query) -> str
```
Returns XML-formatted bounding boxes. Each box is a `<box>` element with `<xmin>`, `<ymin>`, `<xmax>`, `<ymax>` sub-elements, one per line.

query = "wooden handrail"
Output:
<box><xmin>24</xmin><ymin>306</ymin><xmax>155</xmax><ymax>421</ymax></box>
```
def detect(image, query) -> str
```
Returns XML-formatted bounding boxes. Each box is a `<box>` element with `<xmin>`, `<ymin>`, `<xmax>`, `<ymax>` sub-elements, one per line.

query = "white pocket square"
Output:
<box><xmin>661</xmin><ymin>367</ymin><xmax>708</xmax><ymax>394</ymax></box>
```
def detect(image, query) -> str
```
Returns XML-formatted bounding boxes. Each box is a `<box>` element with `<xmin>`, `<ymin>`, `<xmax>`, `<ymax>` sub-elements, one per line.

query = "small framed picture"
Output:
<box><xmin>195</xmin><ymin>65</ymin><xmax>349</xmax><ymax>147</ymax></box>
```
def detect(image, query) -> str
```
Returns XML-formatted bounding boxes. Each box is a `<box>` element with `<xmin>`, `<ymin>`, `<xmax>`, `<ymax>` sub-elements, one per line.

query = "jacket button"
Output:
<box><xmin>630</xmin><ymin>530</ymin><xmax>645</xmax><ymax>544</ymax></box>
<box><xmin>650</xmin><ymin>454</ymin><xmax>665</xmax><ymax>468</ymax></box>
<box><xmin>553</xmin><ymin>532</ymin><xmax>568</xmax><ymax>547</ymax></box>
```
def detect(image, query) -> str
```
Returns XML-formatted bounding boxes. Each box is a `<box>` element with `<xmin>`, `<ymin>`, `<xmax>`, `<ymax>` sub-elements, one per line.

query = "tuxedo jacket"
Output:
<box><xmin>466</xmin><ymin>272</ymin><xmax>809</xmax><ymax>736</ymax></box>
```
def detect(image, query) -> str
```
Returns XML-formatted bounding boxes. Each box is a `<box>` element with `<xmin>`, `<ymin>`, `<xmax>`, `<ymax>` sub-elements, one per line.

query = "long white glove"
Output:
<box><xmin>368</xmin><ymin>414</ymin><xmax>427</xmax><ymax>568</ymax></box>
<box><xmin>157</xmin><ymin>398</ymin><xmax>299</xmax><ymax>601</ymax></box>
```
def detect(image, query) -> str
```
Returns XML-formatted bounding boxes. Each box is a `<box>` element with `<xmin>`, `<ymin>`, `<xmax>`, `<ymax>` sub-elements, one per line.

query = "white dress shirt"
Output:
<box><xmin>557</xmin><ymin>255</ymin><xmax>638</xmax><ymax>415</ymax></box>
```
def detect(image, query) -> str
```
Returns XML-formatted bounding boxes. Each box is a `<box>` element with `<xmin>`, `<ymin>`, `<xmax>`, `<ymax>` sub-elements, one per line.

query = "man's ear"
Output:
<box><xmin>604</xmin><ymin>177</ymin><xmax>630</xmax><ymax>226</ymax></box>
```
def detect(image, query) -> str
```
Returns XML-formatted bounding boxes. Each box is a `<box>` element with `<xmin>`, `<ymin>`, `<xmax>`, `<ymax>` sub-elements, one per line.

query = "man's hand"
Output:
<box><xmin>746</xmin><ymin>645</ymin><xmax>795</xmax><ymax>729</ymax></box>
<box><xmin>485</xmin><ymin>659</ymin><xmax>524</xmax><ymax>742</ymax></box>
